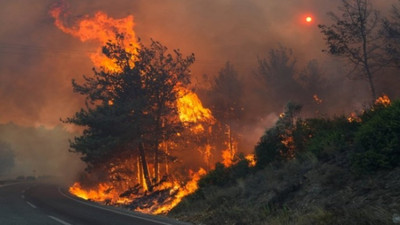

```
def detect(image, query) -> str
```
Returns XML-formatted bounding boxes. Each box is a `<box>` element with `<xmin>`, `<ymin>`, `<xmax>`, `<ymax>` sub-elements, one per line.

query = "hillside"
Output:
<box><xmin>169</xmin><ymin>99</ymin><xmax>400</xmax><ymax>225</ymax></box>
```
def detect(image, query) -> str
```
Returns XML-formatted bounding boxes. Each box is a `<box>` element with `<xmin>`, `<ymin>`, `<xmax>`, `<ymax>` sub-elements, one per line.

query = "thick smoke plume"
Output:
<box><xmin>0</xmin><ymin>0</ymin><xmax>400</xmax><ymax>171</ymax></box>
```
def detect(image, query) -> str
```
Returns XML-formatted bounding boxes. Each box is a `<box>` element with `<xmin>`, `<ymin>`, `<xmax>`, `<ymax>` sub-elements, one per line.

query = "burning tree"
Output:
<box><xmin>52</xmin><ymin>4</ymin><xmax>253</xmax><ymax>214</ymax></box>
<box><xmin>206</xmin><ymin>62</ymin><xmax>245</xmax><ymax>167</ymax></box>
<box><xmin>255</xmin><ymin>102</ymin><xmax>302</xmax><ymax>168</ymax></box>
<box><xmin>64</xmin><ymin>37</ymin><xmax>195</xmax><ymax>192</ymax></box>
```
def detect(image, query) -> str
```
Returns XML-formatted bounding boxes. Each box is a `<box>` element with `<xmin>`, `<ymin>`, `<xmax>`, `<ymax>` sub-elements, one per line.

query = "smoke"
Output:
<box><xmin>0</xmin><ymin>123</ymin><xmax>84</xmax><ymax>182</ymax></box>
<box><xmin>0</xmin><ymin>0</ymin><xmax>400</xmax><ymax>164</ymax></box>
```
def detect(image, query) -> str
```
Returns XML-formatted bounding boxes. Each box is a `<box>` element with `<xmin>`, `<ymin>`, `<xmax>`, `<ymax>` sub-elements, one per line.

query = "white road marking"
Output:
<box><xmin>58</xmin><ymin>187</ymin><xmax>175</xmax><ymax>225</ymax></box>
<box><xmin>48</xmin><ymin>215</ymin><xmax>72</xmax><ymax>225</ymax></box>
<box><xmin>26</xmin><ymin>201</ymin><xmax>37</xmax><ymax>209</ymax></box>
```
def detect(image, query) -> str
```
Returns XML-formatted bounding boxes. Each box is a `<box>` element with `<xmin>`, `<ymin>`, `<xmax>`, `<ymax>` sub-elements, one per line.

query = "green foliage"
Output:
<box><xmin>198</xmin><ymin>162</ymin><xmax>229</xmax><ymax>187</ymax></box>
<box><xmin>352</xmin><ymin>100</ymin><xmax>400</xmax><ymax>172</ymax></box>
<box><xmin>304</xmin><ymin>116</ymin><xmax>358</xmax><ymax>160</ymax></box>
<box><xmin>198</xmin><ymin>158</ymin><xmax>251</xmax><ymax>188</ymax></box>
<box><xmin>255</xmin><ymin>127</ymin><xmax>283</xmax><ymax>168</ymax></box>
<box><xmin>255</xmin><ymin>102</ymin><xmax>302</xmax><ymax>168</ymax></box>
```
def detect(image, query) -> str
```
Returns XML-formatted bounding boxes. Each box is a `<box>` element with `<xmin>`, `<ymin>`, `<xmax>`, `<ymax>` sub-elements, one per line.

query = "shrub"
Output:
<box><xmin>198</xmin><ymin>158</ymin><xmax>251</xmax><ymax>188</ymax></box>
<box><xmin>198</xmin><ymin>162</ymin><xmax>229</xmax><ymax>187</ymax></box>
<box><xmin>255</xmin><ymin>102</ymin><xmax>302</xmax><ymax>169</ymax></box>
<box><xmin>304</xmin><ymin>117</ymin><xmax>358</xmax><ymax>160</ymax></box>
<box><xmin>352</xmin><ymin>100</ymin><xmax>400</xmax><ymax>172</ymax></box>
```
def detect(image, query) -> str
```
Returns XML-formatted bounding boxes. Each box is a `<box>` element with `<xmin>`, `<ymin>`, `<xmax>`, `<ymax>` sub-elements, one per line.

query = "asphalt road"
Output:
<box><xmin>0</xmin><ymin>181</ymin><xmax>190</xmax><ymax>225</ymax></box>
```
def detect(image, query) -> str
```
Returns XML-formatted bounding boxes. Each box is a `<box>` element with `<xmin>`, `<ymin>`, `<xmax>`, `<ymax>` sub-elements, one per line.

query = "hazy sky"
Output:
<box><xmin>0</xmin><ymin>0</ymin><xmax>397</xmax><ymax>128</ymax></box>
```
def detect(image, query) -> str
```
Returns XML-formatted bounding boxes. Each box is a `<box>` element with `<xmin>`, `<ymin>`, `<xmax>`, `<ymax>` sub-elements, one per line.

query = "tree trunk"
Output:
<box><xmin>366</xmin><ymin>67</ymin><xmax>376</xmax><ymax>102</ymax></box>
<box><xmin>153</xmin><ymin>110</ymin><xmax>163</xmax><ymax>183</ymax></box>
<box><xmin>359</xmin><ymin>3</ymin><xmax>377</xmax><ymax>102</ymax></box>
<box><xmin>164</xmin><ymin>144</ymin><xmax>169</xmax><ymax>175</ymax></box>
<box><xmin>139</xmin><ymin>143</ymin><xmax>153</xmax><ymax>192</ymax></box>
<box><xmin>137</xmin><ymin>155</ymin><xmax>144</xmax><ymax>187</ymax></box>
<box><xmin>154</xmin><ymin>141</ymin><xmax>159</xmax><ymax>183</ymax></box>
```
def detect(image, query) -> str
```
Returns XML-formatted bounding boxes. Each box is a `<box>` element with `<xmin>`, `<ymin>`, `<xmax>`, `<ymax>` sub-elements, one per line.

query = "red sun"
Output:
<box><xmin>306</xmin><ymin>16</ymin><xmax>313</xmax><ymax>23</ymax></box>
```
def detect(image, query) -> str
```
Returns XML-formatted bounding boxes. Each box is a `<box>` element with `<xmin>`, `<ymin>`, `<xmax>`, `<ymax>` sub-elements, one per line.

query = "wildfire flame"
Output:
<box><xmin>245</xmin><ymin>154</ymin><xmax>256</xmax><ymax>167</ymax></box>
<box><xmin>151</xmin><ymin>168</ymin><xmax>206</xmax><ymax>214</ymax></box>
<box><xmin>50</xmin><ymin>6</ymin><xmax>139</xmax><ymax>72</ymax></box>
<box><xmin>69</xmin><ymin>168</ymin><xmax>206</xmax><ymax>214</ymax></box>
<box><xmin>177</xmin><ymin>88</ymin><xmax>215</xmax><ymax>125</ymax></box>
<box><xmin>69</xmin><ymin>182</ymin><xmax>132</xmax><ymax>204</ymax></box>
<box><xmin>52</xmin><ymin>5</ymin><xmax>217</xmax><ymax>214</ymax></box>
<box><xmin>375</xmin><ymin>94</ymin><xmax>391</xmax><ymax>107</ymax></box>
<box><xmin>221</xmin><ymin>149</ymin><xmax>235</xmax><ymax>167</ymax></box>
<box><xmin>347</xmin><ymin>95</ymin><xmax>391</xmax><ymax>123</ymax></box>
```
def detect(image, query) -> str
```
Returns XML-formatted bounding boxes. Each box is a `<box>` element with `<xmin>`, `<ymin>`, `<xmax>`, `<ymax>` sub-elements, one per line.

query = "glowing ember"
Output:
<box><xmin>313</xmin><ymin>94</ymin><xmax>323</xmax><ymax>104</ymax></box>
<box><xmin>245</xmin><ymin>154</ymin><xmax>256</xmax><ymax>167</ymax></box>
<box><xmin>375</xmin><ymin>94</ymin><xmax>391</xmax><ymax>107</ymax></box>
<box><xmin>347</xmin><ymin>112</ymin><xmax>361</xmax><ymax>123</ymax></box>
<box><xmin>50</xmin><ymin>6</ymin><xmax>139</xmax><ymax>72</ymax></box>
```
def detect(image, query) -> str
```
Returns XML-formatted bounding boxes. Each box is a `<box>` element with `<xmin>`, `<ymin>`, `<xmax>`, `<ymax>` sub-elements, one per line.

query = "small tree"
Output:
<box><xmin>255</xmin><ymin>102</ymin><xmax>302</xmax><ymax>168</ymax></box>
<box><xmin>209</xmin><ymin>62</ymin><xmax>244</xmax><ymax>125</ymax></box>
<box><xmin>319</xmin><ymin>0</ymin><xmax>383</xmax><ymax>102</ymax></box>
<box><xmin>256</xmin><ymin>46</ymin><xmax>304</xmax><ymax>109</ymax></box>
<box><xmin>206</xmin><ymin>62</ymin><xmax>245</xmax><ymax>160</ymax></box>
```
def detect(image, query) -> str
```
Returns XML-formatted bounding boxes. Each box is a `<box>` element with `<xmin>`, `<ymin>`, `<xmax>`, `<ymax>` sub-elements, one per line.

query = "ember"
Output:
<box><xmin>375</xmin><ymin>94</ymin><xmax>391</xmax><ymax>107</ymax></box>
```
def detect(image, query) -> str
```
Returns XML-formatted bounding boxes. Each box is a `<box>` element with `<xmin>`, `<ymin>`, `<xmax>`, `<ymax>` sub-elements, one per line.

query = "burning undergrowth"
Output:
<box><xmin>50</xmin><ymin>3</ymin><xmax>254</xmax><ymax>214</ymax></box>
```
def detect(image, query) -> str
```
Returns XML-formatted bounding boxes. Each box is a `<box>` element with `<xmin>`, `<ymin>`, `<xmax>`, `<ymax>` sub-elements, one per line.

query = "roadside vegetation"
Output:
<box><xmin>169</xmin><ymin>99</ymin><xmax>400</xmax><ymax>225</ymax></box>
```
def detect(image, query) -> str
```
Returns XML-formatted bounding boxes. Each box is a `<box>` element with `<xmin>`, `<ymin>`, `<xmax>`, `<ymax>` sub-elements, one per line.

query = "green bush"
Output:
<box><xmin>304</xmin><ymin>117</ymin><xmax>358</xmax><ymax>160</ymax></box>
<box><xmin>352</xmin><ymin>100</ymin><xmax>400</xmax><ymax>172</ymax></box>
<box><xmin>198</xmin><ymin>162</ymin><xmax>229</xmax><ymax>188</ymax></box>
<box><xmin>198</xmin><ymin>158</ymin><xmax>252</xmax><ymax>188</ymax></box>
<box><xmin>255</xmin><ymin>127</ymin><xmax>284</xmax><ymax>168</ymax></box>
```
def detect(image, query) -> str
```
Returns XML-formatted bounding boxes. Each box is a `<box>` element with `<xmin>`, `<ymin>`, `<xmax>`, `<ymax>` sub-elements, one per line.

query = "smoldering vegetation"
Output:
<box><xmin>0</xmin><ymin>123</ymin><xmax>84</xmax><ymax>182</ymax></box>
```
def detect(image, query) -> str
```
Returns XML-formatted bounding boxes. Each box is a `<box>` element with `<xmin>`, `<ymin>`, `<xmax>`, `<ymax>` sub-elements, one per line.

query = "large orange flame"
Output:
<box><xmin>176</xmin><ymin>88</ymin><xmax>215</xmax><ymax>125</ymax></box>
<box><xmin>69</xmin><ymin>182</ymin><xmax>131</xmax><ymax>204</ymax></box>
<box><xmin>69</xmin><ymin>168</ymin><xmax>206</xmax><ymax>214</ymax></box>
<box><xmin>50</xmin><ymin>6</ymin><xmax>139</xmax><ymax>72</ymax></box>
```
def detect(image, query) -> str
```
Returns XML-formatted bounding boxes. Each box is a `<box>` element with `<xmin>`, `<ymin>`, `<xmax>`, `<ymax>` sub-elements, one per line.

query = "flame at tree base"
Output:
<box><xmin>69</xmin><ymin>168</ymin><xmax>207</xmax><ymax>214</ymax></box>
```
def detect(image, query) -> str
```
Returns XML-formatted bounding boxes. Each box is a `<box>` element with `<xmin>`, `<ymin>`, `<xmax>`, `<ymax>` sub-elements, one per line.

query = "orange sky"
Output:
<box><xmin>0</xmin><ymin>0</ymin><xmax>396</xmax><ymax>128</ymax></box>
